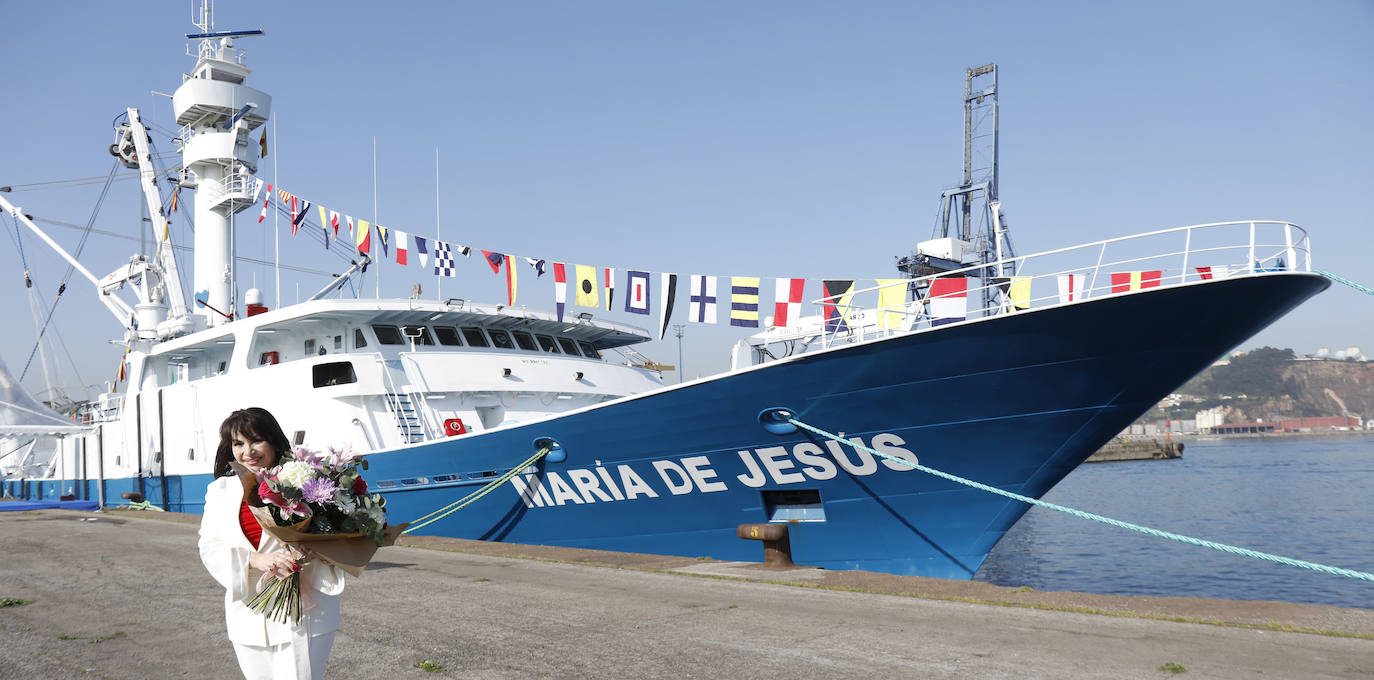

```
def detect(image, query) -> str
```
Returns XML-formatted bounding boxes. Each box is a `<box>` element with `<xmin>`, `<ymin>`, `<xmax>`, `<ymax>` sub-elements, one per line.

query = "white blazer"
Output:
<box><xmin>198</xmin><ymin>476</ymin><xmax>345</xmax><ymax>648</ymax></box>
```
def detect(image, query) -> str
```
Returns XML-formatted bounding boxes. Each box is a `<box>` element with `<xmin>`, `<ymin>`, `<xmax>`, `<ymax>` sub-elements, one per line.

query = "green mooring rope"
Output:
<box><xmin>786</xmin><ymin>417</ymin><xmax>1374</xmax><ymax>583</ymax></box>
<box><xmin>1315</xmin><ymin>270</ymin><xmax>1374</xmax><ymax>297</ymax></box>
<box><xmin>401</xmin><ymin>446</ymin><xmax>552</xmax><ymax>534</ymax></box>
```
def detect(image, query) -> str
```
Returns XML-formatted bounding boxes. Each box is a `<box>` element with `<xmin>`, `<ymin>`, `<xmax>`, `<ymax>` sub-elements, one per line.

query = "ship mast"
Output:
<box><xmin>897</xmin><ymin>64</ymin><xmax>1014</xmax><ymax>312</ymax></box>
<box><xmin>174</xmin><ymin>0</ymin><xmax>269</xmax><ymax>326</ymax></box>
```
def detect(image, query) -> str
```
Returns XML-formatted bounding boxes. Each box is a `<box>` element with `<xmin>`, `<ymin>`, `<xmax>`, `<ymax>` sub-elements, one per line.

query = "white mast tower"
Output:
<box><xmin>172</xmin><ymin>1</ymin><xmax>270</xmax><ymax>326</ymax></box>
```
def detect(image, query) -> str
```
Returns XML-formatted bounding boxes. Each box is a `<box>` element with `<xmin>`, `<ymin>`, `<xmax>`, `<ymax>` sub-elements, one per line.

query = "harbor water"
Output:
<box><xmin>976</xmin><ymin>434</ymin><xmax>1374</xmax><ymax>610</ymax></box>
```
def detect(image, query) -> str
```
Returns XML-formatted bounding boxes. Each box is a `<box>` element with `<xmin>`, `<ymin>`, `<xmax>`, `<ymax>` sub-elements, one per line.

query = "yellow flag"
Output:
<box><xmin>317</xmin><ymin>206</ymin><xmax>330</xmax><ymax>241</ymax></box>
<box><xmin>876</xmin><ymin>279</ymin><xmax>907</xmax><ymax>329</ymax></box>
<box><xmin>575</xmin><ymin>265</ymin><xmax>599</xmax><ymax>308</ymax></box>
<box><xmin>1009</xmin><ymin>276</ymin><xmax>1031</xmax><ymax>310</ymax></box>
<box><xmin>356</xmin><ymin>219</ymin><xmax>370</xmax><ymax>253</ymax></box>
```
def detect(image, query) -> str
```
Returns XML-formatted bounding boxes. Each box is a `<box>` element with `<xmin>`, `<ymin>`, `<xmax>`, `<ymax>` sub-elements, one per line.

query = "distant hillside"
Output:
<box><xmin>1149</xmin><ymin>347</ymin><xmax>1374</xmax><ymax>422</ymax></box>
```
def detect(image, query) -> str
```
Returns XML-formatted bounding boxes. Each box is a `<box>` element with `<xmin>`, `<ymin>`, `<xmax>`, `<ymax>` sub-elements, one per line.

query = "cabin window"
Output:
<box><xmin>461</xmin><ymin>327</ymin><xmax>489</xmax><ymax>347</ymax></box>
<box><xmin>401</xmin><ymin>325</ymin><xmax>434</xmax><ymax>345</ymax></box>
<box><xmin>353</xmin><ymin>328</ymin><xmax>368</xmax><ymax>349</ymax></box>
<box><xmin>511</xmin><ymin>331</ymin><xmax>538</xmax><ymax>351</ymax></box>
<box><xmin>577</xmin><ymin>341</ymin><xmax>601</xmax><ymax>359</ymax></box>
<box><xmin>334</xmin><ymin>335</ymin><xmax>343</xmax><ymax>350</ymax></box>
<box><xmin>304</xmin><ymin>339</ymin><xmax>317</xmax><ymax>355</ymax></box>
<box><xmin>536</xmin><ymin>335</ymin><xmax>560</xmax><ymax>353</ymax></box>
<box><xmin>488</xmin><ymin>329</ymin><xmax>513</xmax><ymax>349</ymax></box>
<box><xmin>312</xmin><ymin>361</ymin><xmax>358</xmax><ymax>387</ymax></box>
<box><xmin>557</xmin><ymin>337</ymin><xmax>581</xmax><ymax>356</ymax></box>
<box><xmin>372</xmin><ymin>325</ymin><xmax>404</xmax><ymax>345</ymax></box>
<box><xmin>434</xmin><ymin>326</ymin><xmax>463</xmax><ymax>346</ymax></box>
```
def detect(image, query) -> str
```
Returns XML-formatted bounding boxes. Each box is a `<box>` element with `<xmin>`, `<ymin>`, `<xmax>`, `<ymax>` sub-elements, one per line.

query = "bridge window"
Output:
<box><xmin>536</xmin><ymin>335</ymin><xmax>560</xmax><ymax>353</ymax></box>
<box><xmin>557</xmin><ymin>337</ymin><xmax>581</xmax><ymax>356</ymax></box>
<box><xmin>434</xmin><ymin>326</ymin><xmax>462</xmax><ymax>346</ymax></box>
<box><xmin>354</xmin><ymin>328</ymin><xmax>367</xmax><ymax>349</ymax></box>
<box><xmin>461</xmin><ymin>327</ymin><xmax>489</xmax><ymax>347</ymax></box>
<box><xmin>488</xmin><ymin>329</ymin><xmax>513</xmax><ymax>349</ymax></box>
<box><xmin>372</xmin><ymin>325</ymin><xmax>403</xmax><ymax>345</ymax></box>
<box><xmin>577</xmin><ymin>341</ymin><xmax>601</xmax><ymax>359</ymax></box>
<box><xmin>511</xmin><ymin>331</ymin><xmax>538</xmax><ymax>351</ymax></box>
<box><xmin>401</xmin><ymin>325</ymin><xmax>434</xmax><ymax>345</ymax></box>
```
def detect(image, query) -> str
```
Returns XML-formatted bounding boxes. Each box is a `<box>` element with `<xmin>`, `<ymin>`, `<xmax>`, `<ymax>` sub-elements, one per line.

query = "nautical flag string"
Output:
<box><xmin>482</xmin><ymin>250</ymin><xmax>504</xmax><ymax>274</ymax></box>
<box><xmin>415</xmin><ymin>236</ymin><xmax>430</xmax><ymax>268</ymax></box>
<box><xmin>525</xmin><ymin>257</ymin><xmax>547</xmax><ymax>277</ymax></box>
<box><xmin>575</xmin><ymin>265</ymin><xmax>598</xmax><ymax>308</ymax></box>
<box><xmin>553</xmin><ymin>262</ymin><xmax>568</xmax><ymax>321</ymax></box>
<box><xmin>1110</xmin><ymin>270</ymin><xmax>1162</xmax><ymax>293</ymax></box>
<box><xmin>328</xmin><ymin>210</ymin><xmax>340</xmax><ymax>237</ymax></box>
<box><xmin>1056</xmin><ymin>274</ymin><xmax>1085</xmax><ymax>303</ymax></box>
<box><xmin>658</xmin><ymin>273</ymin><xmax>678</xmax><ymax>339</ymax></box>
<box><xmin>625</xmin><ymin>270</ymin><xmax>651</xmax><ymax>315</ymax></box>
<box><xmin>316</xmin><ymin>206</ymin><xmax>330</xmax><ymax>249</ymax></box>
<box><xmin>875</xmin><ymin>278</ymin><xmax>906</xmax><ymax>330</ymax></box>
<box><xmin>504</xmin><ymin>254</ymin><xmax>517</xmax><ymax>305</ymax></box>
<box><xmin>729</xmin><ymin>276</ymin><xmax>760</xmax><ymax>328</ymax></box>
<box><xmin>773</xmin><ymin>278</ymin><xmax>804</xmax><ymax>328</ymax></box>
<box><xmin>395</xmin><ymin>230</ymin><xmax>409</xmax><ymax>265</ymax></box>
<box><xmin>376</xmin><ymin>226</ymin><xmax>390</xmax><ymax>257</ymax></box>
<box><xmin>433</xmin><ymin>240</ymin><xmax>456</xmax><ymax>277</ymax></box>
<box><xmin>927</xmin><ymin>277</ymin><xmax>968</xmax><ymax>326</ymax></box>
<box><xmin>822</xmin><ymin>280</ymin><xmax>855</xmax><ymax>333</ymax></box>
<box><xmin>355</xmin><ymin>219</ymin><xmax>370</xmax><ymax>255</ymax></box>
<box><xmin>689</xmin><ymin>275</ymin><xmax>718</xmax><ymax>324</ymax></box>
<box><xmin>257</xmin><ymin>183</ymin><xmax>272</xmax><ymax>223</ymax></box>
<box><xmin>455</xmin><ymin>244</ymin><xmax>472</xmax><ymax>257</ymax></box>
<box><xmin>604</xmin><ymin>268</ymin><xmax>616</xmax><ymax>312</ymax></box>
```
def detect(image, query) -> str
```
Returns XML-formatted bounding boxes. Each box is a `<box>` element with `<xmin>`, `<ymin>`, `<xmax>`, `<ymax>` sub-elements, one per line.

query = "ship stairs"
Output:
<box><xmin>382</xmin><ymin>392</ymin><xmax>426</xmax><ymax>444</ymax></box>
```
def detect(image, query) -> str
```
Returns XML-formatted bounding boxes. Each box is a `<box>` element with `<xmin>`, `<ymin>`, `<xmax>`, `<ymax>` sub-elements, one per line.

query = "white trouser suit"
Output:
<box><xmin>199</xmin><ymin>476</ymin><xmax>346</xmax><ymax>680</ymax></box>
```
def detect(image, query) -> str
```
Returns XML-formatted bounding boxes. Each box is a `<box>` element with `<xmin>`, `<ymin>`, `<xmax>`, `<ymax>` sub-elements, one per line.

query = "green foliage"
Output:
<box><xmin>1202</xmin><ymin>347</ymin><xmax>1295</xmax><ymax>399</ymax></box>
<box><xmin>1158</xmin><ymin>661</ymin><xmax>1186</xmax><ymax>673</ymax></box>
<box><xmin>0</xmin><ymin>598</ymin><xmax>34</xmax><ymax>607</ymax></box>
<box><xmin>413</xmin><ymin>660</ymin><xmax>443</xmax><ymax>672</ymax></box>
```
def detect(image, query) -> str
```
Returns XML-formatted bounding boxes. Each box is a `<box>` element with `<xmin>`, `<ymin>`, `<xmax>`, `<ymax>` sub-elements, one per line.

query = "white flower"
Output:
<box><xmin>277</xmin><ymin>460</ymin><xmax>316</xmax><ymax>489</ymax></box>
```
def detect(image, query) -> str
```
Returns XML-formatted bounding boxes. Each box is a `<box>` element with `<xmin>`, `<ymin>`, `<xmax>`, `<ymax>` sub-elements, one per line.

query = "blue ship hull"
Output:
<box><xmin>5</xmin><ymin>274</ymin><xmax>1327</xmax><ymax>579</ymax></box>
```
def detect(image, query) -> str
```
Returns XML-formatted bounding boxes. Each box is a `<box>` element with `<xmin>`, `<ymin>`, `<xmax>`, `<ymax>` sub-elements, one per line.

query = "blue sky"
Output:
<box><xmin>1</xmin><ymin>1</ymin><xmax>1371</xmax><ymax>402</ymax></box>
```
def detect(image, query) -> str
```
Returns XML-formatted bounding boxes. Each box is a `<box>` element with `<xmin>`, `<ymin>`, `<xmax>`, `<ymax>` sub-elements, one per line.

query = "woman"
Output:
<box><xmin>198</xmin><ymin>407</ymin><xmax>344</xmax><ymax>680</ymax></box>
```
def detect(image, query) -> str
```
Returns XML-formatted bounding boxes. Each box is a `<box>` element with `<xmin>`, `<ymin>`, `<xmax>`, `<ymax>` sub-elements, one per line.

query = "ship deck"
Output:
<box><xmin>4</xmin><ymin>508</ymin><xmax>1370</xmax><ymax>679</ymax></box>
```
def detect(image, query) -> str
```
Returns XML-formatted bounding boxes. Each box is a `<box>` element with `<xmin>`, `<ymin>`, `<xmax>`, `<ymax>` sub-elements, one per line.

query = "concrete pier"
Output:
<box><xmin>2</xmin><ymin>509</ymin><xmax>1371</xmax><ymax>679</ymax></box>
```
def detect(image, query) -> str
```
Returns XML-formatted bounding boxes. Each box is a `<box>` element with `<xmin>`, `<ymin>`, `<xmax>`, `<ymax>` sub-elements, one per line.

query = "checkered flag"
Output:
<box><xmin>434</xmin><ymin>240</ymin><xmax>456</xmax><ymax>278</ymax></box>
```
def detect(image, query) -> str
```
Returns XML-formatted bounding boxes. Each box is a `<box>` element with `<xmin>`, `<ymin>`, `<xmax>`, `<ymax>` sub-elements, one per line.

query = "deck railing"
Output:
<box><xmin>756</xmin><ymin>221</ymin><xmax>1310</xmax><ymax>354</ymax></box>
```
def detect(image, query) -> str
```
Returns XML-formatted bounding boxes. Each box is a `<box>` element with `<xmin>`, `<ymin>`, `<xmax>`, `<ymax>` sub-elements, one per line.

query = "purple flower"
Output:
<box><xmin>300</xmin><ymin>476</ymin><xmax>339</xmax><ymax>505</ymax></box>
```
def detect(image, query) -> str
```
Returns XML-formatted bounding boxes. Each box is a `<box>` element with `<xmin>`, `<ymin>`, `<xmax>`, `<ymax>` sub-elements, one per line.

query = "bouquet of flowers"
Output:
<box><xmin>231</xmin><ymin>444</ymin><xmax>406</xmax><ymax>624</ymax></box>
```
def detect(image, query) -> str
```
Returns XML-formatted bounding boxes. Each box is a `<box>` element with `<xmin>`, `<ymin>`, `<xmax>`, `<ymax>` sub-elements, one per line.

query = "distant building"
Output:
<box><xmin>1209</xmin><ymin>421</ymin><xmax>1278</xmax><ymax>435</ymax></box>
<box><xmin>1196</xmin><ymin>406</ymin><xmax>1225</xmax><ymax>430</ymax></box>
<box><xmin>1279</xmin><ymin>416</ymin><xmax>1362</xmax><ymax>432</ymax></box>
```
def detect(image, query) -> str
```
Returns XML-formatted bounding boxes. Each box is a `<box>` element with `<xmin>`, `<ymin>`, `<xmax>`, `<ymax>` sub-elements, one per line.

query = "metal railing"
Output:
<box><xmin>762</xmin><ymin>221</ymin><xmax>1310</xmax><ymax>353</ymax></box>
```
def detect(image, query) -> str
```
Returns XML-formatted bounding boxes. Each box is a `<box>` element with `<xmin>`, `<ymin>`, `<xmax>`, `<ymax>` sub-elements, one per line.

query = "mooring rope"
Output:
<box><xmin>401</xmin><ymin>445</ymin><xmax>552</xmax><ymax>534</ymax></box>
<box><xmin>1314</xmin><ymin>270</ymin><xmax>1374</xmax><ymax>297</ymax></box>
<box><xmin>785</xmin><ymin>416</ymin><xmax>1374</xmax><ymax>583</ymax></box>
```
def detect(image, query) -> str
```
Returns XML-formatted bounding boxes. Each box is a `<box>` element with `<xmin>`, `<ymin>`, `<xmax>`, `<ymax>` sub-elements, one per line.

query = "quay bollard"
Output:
<box><xmin>736</xmin><ymin>523</ymin><xmax>795</xmax><ymax>568</ymax></box>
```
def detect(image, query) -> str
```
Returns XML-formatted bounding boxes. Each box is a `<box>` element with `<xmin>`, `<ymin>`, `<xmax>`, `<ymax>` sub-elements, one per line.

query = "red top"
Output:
<box><xmin>238</xmin><ymin>501</ymin><xmax>263</xmax><ymax>549</ymax></box>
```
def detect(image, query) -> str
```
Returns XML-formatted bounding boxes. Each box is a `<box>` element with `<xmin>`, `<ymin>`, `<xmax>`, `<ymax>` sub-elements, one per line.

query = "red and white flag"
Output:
<box><xmin>773</xmin><ymin>278</ymin><xmax>805</xmax><ymax>327</ymax></box>
<box><xmin>1056</xmin><ymin>274</ymin><xmax>1086</xmax><ymax>303</ymax></box>
<box><xmin>328</xmin><ymin>210</ymin><xmax>340</xmax><ymax>236</ymax></box>
<box><xmin>928</xmin><ymin>278</ymin><xmax>967</xmax><ymax>326</ymax></box>
<box><xmin>553</xmin><ymin>262</ymin><xmax>567</xmax><ymax>322</ymax></box>
<box><xmin>394</xmin><ymin>230</ymin><xmax>409</xmax><ymax>265</ymax></box>
<box><xmin>257</xmin><ymin>183</ymin><xmax>273</xmax><ymax>223</ymax></box>
<box><xmin>1110</xmin><ymin>270</ymin><xmax>1162</xmax><ymax>293</ymax></box>
<box><xmin>1196</xmin><ymin>265</ymin><xmax>1234</xmax><ymax>281</ymax></box>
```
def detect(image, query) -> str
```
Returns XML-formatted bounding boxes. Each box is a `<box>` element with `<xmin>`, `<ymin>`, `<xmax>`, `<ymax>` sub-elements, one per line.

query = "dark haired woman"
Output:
<box><xmin>198</xmin><ymin>407</ymin><xmax>344</xmax><ymax>680</ymax></box>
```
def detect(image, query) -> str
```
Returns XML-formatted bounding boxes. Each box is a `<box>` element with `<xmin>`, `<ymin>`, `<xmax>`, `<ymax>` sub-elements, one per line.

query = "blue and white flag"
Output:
<box><xmin>433</xmin><ymin>240</ymin><xmax>456</xmax><ymax>278</ymax></box>
<box><xmin>625</xmin><ymin>270</ymin><xmax>651</xmax><ymax>315</ymax></box>
<box><xmin>414</xmin><ymin>236</ymin><xmax>430</xmax><ymax>268</ymax></box>
<box><xmin>689</xmin><ymin>274</ymin><xmax>717</xmax><ymax>324</ymax></box>
<box><xmin>525</xmin><ymin>257</ymin><xmax>547</xmax><ymax>277</ymax></box>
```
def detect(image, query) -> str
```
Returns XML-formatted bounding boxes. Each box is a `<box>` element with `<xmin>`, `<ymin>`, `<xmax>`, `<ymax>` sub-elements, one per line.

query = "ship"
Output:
<box><xmin>0</xmin><ymin>6</ymin><xmax>1328</xmax><ymax>579</ymax></box>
